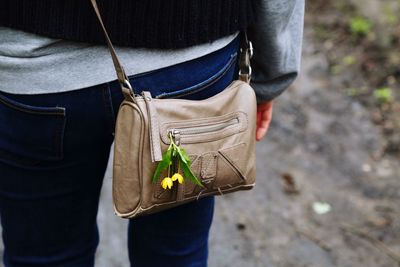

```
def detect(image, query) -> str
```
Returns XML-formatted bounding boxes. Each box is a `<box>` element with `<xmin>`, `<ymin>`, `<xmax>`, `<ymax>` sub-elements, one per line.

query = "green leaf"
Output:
<box><xmin>172</xmin><ymin>145</ymin><xmax>177</xmax><ymax>157</ymax></box>
<box><xmin>180</xmin><ymin>158</ymin><xmax>203</xmax><ymax>187</ymax></box>
<box><xmin>177</xmin><ymin>147</ymin><xmax>191</xmax><ymax>165</ymax></box>
<box><xmin>350</xmin><ymin>16</ymin><xmax>372</xmax><ymax>36</ymax></box>
<box><xmin>171</xmin><ymin>153</ymin><xmax>179</xmax><ymax>175</ymax></box>
<box><xmin>373</xmin><ymin>87</ymin><xmax>393</xmax><ymax>103</ymax></box>
<box><xmin>152</xmin><ymin>147</ymin><xmax>172</xmax><ymax>183</ymax></box>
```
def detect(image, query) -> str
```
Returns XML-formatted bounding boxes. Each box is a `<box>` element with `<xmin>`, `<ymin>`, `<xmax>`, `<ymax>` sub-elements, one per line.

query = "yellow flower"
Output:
<box><xmin>161</xmin><ymin>177</ymin><xmax>173</xmax><ymax>189</ymax></box>
<box><xmin>171</xmin><ymin>173</ymin><xmax>184</xmax><ymax>184</ymax></box>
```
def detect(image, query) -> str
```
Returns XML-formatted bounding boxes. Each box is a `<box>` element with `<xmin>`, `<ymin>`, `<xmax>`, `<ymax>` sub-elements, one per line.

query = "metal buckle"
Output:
<box><xmin>120</xmin><ymin>79</ymin><xmax>140</xmax><ymax>101</ymax></box>
<box><xmin>248</xmin><ymin>41</ymin><xmax>253</xmax><ymax>59</ymax></box>
<box><xmin>239</xmin><ymin>40</ymin><xmax>253</xmax><ymax>83</ymax></box>
<box><xmin>238</xmin><ymin>65</ymin><xmax>252</xmax><ymax>77</ymax></box>
<box><xmin>122</xmin><ymin>79</ymin><xmax>133</xmax><ymax>92</ymax></box>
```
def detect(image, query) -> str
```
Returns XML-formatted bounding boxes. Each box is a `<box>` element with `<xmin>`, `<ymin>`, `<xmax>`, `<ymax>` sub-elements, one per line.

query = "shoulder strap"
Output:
<box><xmin>90</xmin><ymin>0</ymin><xmax>135</xmax><ymax>98</ymax></box>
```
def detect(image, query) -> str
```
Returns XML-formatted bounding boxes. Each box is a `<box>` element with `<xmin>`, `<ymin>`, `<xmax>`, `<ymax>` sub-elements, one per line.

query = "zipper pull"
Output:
<box><xmin>142</xmin><ymin>91</ymin><xmax>163</xmax><ymax>162</ymax></box>
<box><xmin>169</xmin><ymin>129</ymin><xmax>181</xmax><ymax>146</ymax></box>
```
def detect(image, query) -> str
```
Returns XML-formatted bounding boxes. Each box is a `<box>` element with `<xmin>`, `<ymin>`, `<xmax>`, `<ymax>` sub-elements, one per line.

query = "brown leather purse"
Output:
<box><xmin>91</xmin><ymin>0</ymin><xmax>257</xmax><ymax>218</ymax></box>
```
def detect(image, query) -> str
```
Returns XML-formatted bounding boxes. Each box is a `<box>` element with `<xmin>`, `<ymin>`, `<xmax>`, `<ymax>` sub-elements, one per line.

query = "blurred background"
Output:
<box><xmin>1</xmin><ymin>0</ymin><xmax>399</xmax><ymax>266</ymax></box>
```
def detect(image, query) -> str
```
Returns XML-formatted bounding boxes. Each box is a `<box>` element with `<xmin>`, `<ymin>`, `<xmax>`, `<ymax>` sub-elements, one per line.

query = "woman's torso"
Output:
<box><xmin>0</xmin><ymin>26</ymin><xmax>238</xmax><ymax>94</ymax></box>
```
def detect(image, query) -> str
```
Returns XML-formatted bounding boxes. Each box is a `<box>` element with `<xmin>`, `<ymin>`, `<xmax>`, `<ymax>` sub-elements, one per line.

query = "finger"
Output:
<box><xmin>256</xmin><ymin>126</ymin><xmax>267</xmax><ymax>141</ymax></box>
<box><xmin>256</xmin><ymin>102</ymin><xmax>273</xmax><ymax>128</ymax></box>
<box><xmin>257</xmin><ymin>118</ymin><xmax>270</xmax><ymax>138</ymax></box>
<box><xmin>256</xmin><ymin>107</ymin><xmax>273</xmax><ymax>141</ymax></box>
<box><xmin>260</xmin><ymin>107</ymin><xmax>272</xmax><ymax>128</ymax></box>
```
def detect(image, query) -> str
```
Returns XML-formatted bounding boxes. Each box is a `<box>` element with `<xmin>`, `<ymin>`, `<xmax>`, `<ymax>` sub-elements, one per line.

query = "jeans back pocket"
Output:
<box><xmin>0</xmin><ymin>92</ymin><xmax>66</xmax><ymax>167</ymax></box>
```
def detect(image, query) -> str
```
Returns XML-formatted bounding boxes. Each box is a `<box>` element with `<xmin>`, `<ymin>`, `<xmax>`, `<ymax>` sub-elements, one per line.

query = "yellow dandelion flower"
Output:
<box><xmin>171</xmin><ymin>173</ymin><xmax>184</xmax><ymax>184</ymax></box>
<box><xmin>161</xmin><ymin>177</ymin><xmax>173</xmax><ymax>189</ymax></box>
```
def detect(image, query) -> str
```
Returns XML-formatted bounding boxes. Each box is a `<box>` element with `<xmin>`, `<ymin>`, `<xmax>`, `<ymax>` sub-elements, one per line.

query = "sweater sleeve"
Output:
<box><xmin>247</xmin><ymin>0</ymin><xmax>305</xmax><ymax>104</ymax></box>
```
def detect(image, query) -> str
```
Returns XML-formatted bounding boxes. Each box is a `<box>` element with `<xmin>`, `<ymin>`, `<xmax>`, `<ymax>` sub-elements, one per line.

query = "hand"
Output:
<box><xmin>256</xmin><ymin>101</ymin><xmax>273</xmax><ymax>141</ymax></box>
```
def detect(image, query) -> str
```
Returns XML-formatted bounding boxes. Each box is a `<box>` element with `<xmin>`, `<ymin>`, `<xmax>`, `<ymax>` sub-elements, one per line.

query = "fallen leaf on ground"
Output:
<box><xmin>312</xmin><ymin>201</ymin><xmax>332</xmax><ymax>215</ymax></box>
<box><xmin>281</xmin><ymin>173</ymin><xmax>300</xmax><ymax>194</ymax></box>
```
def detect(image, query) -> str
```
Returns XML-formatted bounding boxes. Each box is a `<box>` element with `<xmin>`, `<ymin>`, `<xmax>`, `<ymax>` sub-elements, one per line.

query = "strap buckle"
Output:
<box><xmin>120</xmin><ymin>79</ymin><xmax>139</xmax><ymax>102</ymax></box>
<box><xmin>239</xmin><ymin>33</ymin><xmax>253</xmax><ymax>83</ymax></box>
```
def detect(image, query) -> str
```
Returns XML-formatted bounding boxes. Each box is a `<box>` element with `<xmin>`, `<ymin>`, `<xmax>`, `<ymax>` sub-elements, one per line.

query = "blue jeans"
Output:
<box><xmin>0</xmin><ymin>35</ymin><xmax>240</xmax><ymax>267</ymax></box>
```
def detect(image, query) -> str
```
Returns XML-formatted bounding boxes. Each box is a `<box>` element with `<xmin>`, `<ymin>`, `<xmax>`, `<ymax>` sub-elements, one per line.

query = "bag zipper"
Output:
<box><xmin>168</xmin><ymin>117</ymin><xmax>240</xmax><ymax>145</ymax></box>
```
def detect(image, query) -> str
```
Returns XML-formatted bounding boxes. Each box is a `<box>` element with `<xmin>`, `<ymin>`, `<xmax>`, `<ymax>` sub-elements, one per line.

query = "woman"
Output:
<box><xmin>0</xmin><ymin>0</ymin><xmax>304</xmax><ymax>266</ymax></box>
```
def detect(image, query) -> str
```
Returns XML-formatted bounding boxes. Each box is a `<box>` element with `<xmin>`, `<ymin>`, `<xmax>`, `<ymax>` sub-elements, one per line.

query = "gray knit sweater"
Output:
<box><xmin>0</xmin><ymin>0</ymin><xmax>304</xmax><ymax>103</ymax></box>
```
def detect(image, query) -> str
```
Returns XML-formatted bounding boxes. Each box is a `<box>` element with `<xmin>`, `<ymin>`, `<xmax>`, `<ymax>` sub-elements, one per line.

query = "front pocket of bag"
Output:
<box><xmin>159</xmin><ymin>111</ymin><xmax>247</xmax><ymax>145</ymax></box>
<box><xmin>158</xmin><ymin>112</ymin><xmax>249</xmax><ymax>196</ymax></box>
<box><xmin>182</xmin><ymin>144</ymin><xmax>248</xmax><ymax>196</ymax></box>
<box><xmin>0</xmin><ymin>92</ymin><xmax>66</xmax><ymax>166</ymax></box>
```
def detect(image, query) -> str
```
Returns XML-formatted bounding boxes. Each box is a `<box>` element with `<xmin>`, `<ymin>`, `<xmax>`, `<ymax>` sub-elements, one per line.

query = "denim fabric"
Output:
<box><xmin>0</xmin><ymin>34</ymin><xmax>240</xmax><ymax>267</ymax></box>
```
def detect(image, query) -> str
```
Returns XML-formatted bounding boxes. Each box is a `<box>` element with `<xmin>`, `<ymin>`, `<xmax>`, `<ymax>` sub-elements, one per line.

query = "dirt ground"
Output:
<box><xmin>1</xmin><ymin>4</ymin><xmax>399</xmax><ymax>267</ymax></box>
<box><xmin>204</xmin><ymin>31</ymin><xmax>400</xmax><ymax>267</ymax></box>
<box><xmin>307</xmin><ymin>0</ymin><xmax>400</xmax><ymax>156</ymax></box>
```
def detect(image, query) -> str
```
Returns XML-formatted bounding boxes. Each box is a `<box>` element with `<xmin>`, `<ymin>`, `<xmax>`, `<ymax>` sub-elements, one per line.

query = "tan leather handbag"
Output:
<box><xmin>91</xmin><ymin>0</ymin><xmax>257</xmax><ymax>218</ymax></box>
